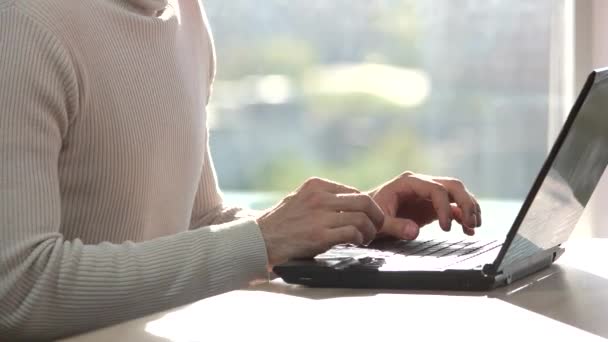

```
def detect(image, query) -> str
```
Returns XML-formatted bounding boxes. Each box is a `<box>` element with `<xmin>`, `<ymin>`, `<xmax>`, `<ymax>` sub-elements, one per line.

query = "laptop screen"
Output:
<box><xmin>495</xmin><ymin>69</ymin><xmax>608</xmax><ymax>271</ymax></box>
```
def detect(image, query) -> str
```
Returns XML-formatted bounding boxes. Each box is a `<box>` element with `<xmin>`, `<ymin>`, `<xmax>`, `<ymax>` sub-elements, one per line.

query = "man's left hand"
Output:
<box><xmin>368</xmin><ymin>171</ymin><xmax>482</xmax><ymax>240</ymax></box>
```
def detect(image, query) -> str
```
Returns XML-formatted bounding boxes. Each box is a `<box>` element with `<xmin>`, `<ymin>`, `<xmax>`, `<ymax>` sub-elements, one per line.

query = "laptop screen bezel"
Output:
<box><xmin>487</xmin><ymin>69</ymin><xmax>601</xmax><ymax>273</ymax></box>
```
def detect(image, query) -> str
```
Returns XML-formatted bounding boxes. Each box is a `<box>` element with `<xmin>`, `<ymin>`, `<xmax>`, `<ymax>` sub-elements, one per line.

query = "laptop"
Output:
<box><xmin>273</xmin><ymin>68</ymin><xmax>608</xmax><ymax>291</ymax></box>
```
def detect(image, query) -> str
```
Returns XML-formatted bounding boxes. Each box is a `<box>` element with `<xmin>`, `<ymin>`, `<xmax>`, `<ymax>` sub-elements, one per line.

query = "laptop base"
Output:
<box><xmin>274</xmin><ymin>264</ymin><xmax>498</xmax><ymax>291</ymax></box>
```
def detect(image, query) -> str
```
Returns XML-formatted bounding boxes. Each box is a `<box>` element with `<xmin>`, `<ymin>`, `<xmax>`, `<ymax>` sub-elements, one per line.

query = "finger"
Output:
<box><xmin>380</xmin><ymin>216</ymin><xmax>420</xmax><ymax>240</ymax></box>
<box><xmin>325</xmin><ymin>225</ymin><xmax>364</xmax><ymax>247</ymax></box>
<box><xmin>451</xmin><ymin>205</ymin><xmax>463</xmax><ymax>225</ymax></box>
<box><xmin>326</xmin><ymin>193</ymin><xmax>385</xmax><ymax>229</ymax></box>
<box><xmin>451</xmin><ymin>192</ymin><xmax>482</xmax><ymax>229</ymax></box>
<box><xmin>326</xmin><ymin>212</ymin><xmax>377</xmax><ymax>244</ymax></box>
<box><xmin>300</xmin><ymin>177</ymin><xmax>360</xmax><ymax>194</ymax></box>
<box><xmin>398</xmin><ymin>176</ymin><xmax>452</xmax><ymax>231</ymax></box>
<box><xmin>452</xmin><ymin>205</ymin><xmax>476</xmax><ymax>236</ymax></box>
<box><xmin>473</xmin><ymin>196</ymin><xmax>482</xmax><ymax>227</ymax></box>
<box><xmin>437</xmin><ymin>178</ymin><xmax>476</xmax><ymax>229</ymax></box>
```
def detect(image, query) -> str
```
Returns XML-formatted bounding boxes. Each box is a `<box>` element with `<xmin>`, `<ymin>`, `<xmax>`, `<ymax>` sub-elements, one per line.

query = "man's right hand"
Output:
<box><xmin>256</xmin><ymin>177</ymin><xmax>385</xmax><ymax>267</ymax></box>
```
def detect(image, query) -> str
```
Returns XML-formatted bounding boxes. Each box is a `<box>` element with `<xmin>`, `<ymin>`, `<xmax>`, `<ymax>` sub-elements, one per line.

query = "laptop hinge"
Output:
<box><xmin>494</xmin><ymin>246</ymin><xmax>564</xmax><ymax>285</ymax></box>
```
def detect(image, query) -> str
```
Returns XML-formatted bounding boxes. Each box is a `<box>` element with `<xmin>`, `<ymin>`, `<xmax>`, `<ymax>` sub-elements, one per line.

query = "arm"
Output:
<box><xmin>0</xmin><ymin>9</ymin><xmax>267</xmax><ymax>340</ymax></box>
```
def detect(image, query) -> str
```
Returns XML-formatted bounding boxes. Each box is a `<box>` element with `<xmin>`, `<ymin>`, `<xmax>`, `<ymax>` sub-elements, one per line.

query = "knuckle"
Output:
<box><xmin>303</xmin><ymin>191</ymin><xmax>325</xmax><ymax>207</ymax></box>
<box><xmin>449</xmin><ymin>178</ymin><xmax>465</xmax><ymax>189</ymax></box>
<box><xmin>396</xmin><ymin>172</ymin><xmax>415</xmax><ymax>188</ymax></box>
<box><xmin>433</xmin><ymin>183</ymin><xmax>449</xmax><ymax>196</ymax></box>
<box><xmin>347</xmin><ymin>227</ymin><xmax>364</xmax><ymax>245</ymax></box>
<box><xmin>303</xmin><ymin>177</ymin><xmax>324</xmax><ymax>189</ymax></box>
<box><xmin>461</xmin><ymin>199</ymin><xmax>476</xmax><ymax>212</ymax></box>
<box><xmin>400</xmin><ymin>170</ymin><xmax>414</xmax><ymax>178</ymax></box>
<box><xmin>283</xmin><ymin>193</ymin><xmax>296</xmax><ymax>203</ymax></box>
<box><xmin>465</xmin><ymin>205</ymin><xmax>475</xmax><ymax>216</ymax></box>
<box><xmin>355</xmin><ymin>216</ymin><xmax>375</xmax><ymax>238</ymax></box>
<box><xmin>335</xmin><ymin>226</ymin><xmax>352</xmax><ymax>243</ymax></box>
<box><xmin>354</xmin><ymin>212</ymin><xmax>369</xmax><ymax>226</ymax></box>
<box><xmin>358</xmin><ymin>194</ymin><xmax>374</xmax><ymax>209</ymax></box>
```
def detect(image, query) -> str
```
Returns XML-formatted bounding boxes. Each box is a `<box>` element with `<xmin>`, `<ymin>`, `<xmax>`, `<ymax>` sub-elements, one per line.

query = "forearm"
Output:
<box><xmin>0</xmin><ymin>219</ymin><xmax>268</xmax><ymax>340</ymax></box>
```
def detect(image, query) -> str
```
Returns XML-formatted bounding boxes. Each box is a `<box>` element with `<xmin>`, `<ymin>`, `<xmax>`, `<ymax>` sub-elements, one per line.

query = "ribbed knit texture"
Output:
<box><xmin>0</xmin><ymin>0</ymin><xmax>269</xmax><ymax>340</ymax></box>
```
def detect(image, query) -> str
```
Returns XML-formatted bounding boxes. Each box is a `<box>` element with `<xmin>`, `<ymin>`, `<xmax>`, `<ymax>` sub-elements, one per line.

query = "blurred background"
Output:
<box><xmin>203</xmin><ymin>0</ymin><xmax>565</xmax><ymax>227</ymax></box>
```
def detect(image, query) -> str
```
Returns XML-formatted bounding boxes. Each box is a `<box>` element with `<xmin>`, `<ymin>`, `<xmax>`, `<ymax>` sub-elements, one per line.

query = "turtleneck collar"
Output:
<box><xmin>126</xmin><ymin>0</ymin><xmax>169</xmax><ymax>16</ymax></box>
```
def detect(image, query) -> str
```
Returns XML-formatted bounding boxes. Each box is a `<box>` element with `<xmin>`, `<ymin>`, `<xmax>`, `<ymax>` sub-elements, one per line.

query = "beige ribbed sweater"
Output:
<box><xmin>0</xmin><ymin>0</ymin><xmax>269</xmax><ymax>340</ymax></box>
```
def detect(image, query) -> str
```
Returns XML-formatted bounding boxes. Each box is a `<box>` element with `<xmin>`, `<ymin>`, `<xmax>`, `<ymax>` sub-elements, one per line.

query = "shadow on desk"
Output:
<box><xmin>251</xmin><ymin>265</ymin><xmax>608</xmax><ymax>339</ymax></box>
<box><xmin>491</xmin><ymin>265</ymin><xmax>608</xmax><ymax>339</ymax></box>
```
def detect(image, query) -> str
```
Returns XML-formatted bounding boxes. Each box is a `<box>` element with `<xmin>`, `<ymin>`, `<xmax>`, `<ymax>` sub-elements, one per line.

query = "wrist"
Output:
<box><xmin>255</xmin><ymin>214</ymin><xmax>283</xmax><ymax>268</ymax></box>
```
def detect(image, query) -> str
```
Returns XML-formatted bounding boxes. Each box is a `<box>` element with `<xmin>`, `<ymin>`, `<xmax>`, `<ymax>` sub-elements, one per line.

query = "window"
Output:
<box><xmin>571</xmin><ymin>0</ymin><xmax>608</xmax><ymax>238</ymax></box>
<box><xmin>204</xmin><ymin>0</ymin><xmax>567</xmax><ymax>235</ymax></box>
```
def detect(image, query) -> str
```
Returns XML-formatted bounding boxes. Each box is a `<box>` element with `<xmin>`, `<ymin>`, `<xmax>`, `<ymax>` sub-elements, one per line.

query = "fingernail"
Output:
<box><xmin>402</xmin><ymin>222</ymin><xmax>418</xmax><ymax>239</ymax></box>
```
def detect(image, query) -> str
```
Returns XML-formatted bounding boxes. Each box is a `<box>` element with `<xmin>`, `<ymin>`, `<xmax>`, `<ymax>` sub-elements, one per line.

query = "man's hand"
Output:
<box><xmin>256</xmin><ymin>177</ymin><xmax>384</xmax><ymax>267</ymax></box>
<box><xmin>368</xmin><ymin>171</ymin><xmax>481</xmax><ymax>240</ymax></box>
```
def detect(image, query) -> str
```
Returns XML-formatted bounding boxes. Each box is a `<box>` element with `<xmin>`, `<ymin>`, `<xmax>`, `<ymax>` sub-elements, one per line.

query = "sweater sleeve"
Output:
<box><xmin>0</xmin><ymin>8</ymin><xmax>268</xmax><ymax>341</ymax></box>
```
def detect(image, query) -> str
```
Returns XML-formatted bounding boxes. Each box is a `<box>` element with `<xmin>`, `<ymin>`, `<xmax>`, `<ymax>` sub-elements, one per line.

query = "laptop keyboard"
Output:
<box><xmin>314</xmin><ymin>238</ymin><xmax>503</xmax><ymax>271</ymax></box>
<box><xmin>371</xmin><ymin>238</ymin><xmax>497</xmax><ymax>257</ymax></box>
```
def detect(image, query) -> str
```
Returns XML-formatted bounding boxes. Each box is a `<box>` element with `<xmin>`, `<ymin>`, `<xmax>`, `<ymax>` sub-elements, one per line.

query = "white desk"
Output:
<box><xmin>64</xmin><ymin>239</ymin><xmax>608</xmax><ymax>342</ymax></box>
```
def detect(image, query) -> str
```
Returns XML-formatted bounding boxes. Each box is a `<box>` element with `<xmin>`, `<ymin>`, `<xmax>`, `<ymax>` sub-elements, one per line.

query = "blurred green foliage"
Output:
<box><xmin>205</xmin><ymin>0</ymin><xmax>554</xmax><ymax>199</ymax></box>
<box><xmin>204</xmin><ymin>0</ymin><xmax>428</xmax><ymax>192</ymax></box>
<box><xmin>304</xmin><ymin>93</ymin><xmax>415</xmax><ymax>119</ymax></box>
<box><xmin>253</xmin><ymin>127</ymin><xmax>429</xmax><ymax>191</ymax></box>
<box><xmin>218</xmin><ymin>37</ymin><xmax>319</xmax><ymax>79</ymax></box>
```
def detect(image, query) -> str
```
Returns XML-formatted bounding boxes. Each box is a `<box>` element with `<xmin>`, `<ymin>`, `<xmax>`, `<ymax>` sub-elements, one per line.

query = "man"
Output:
<box><xmin>0</xmin><ymin>0</ymin><xmax>481</xmax><ymax>340</ymax></box>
